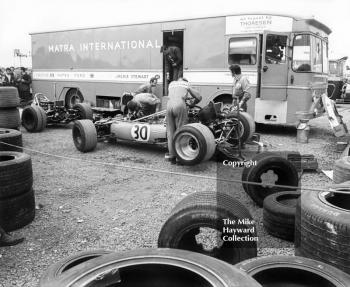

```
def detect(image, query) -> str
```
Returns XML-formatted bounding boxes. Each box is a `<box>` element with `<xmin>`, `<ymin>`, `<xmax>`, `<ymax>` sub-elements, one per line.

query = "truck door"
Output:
<box><xmin>260</xmin><ymin>32</ymin><xmax>290</xmax><ymax>101</ymax></box>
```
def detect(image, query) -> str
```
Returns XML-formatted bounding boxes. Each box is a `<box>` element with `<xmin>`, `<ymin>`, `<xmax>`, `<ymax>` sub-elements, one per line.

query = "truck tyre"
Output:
<box><xmin>21</xmin><ymin>105</ymin><xmax>47</xmax><ymax>132</ymax></box>
<box><xmin>65</xmin><ymin>89</ymin><xmax>83</xmax><ymax>109</ymax></box>
<box><xmin>295</xmin><ymin>189</ymin><xmax>350</xmax><ymax>274</ymax></box>
<box><xmin>173</xmin><ymin>123</ymin><xmax>216</xmax><ymax>165</ymax></box>
<box><xmin>236</xmin><ymin>255</ymin><xmax>350</xmax><ymax>287</ymax></box>
<box><xmin>0</xmin><ymin>151</ymin><xmax>32</xmax><ymax>199</ymax></box>
<box><xmin>158</xmin><ymin>191</ymin><xmax>257</xmax><ymax>265</ymax></box>
<box><xmin>0</xmin><ymin>108</ymin><xmax>20</xmax><ymax>129</ymax></box>
<box><xmin>40</xmin><ymin>249</ymin><xmax>113</xmax><ymax>287</ymax></box>
<box><xmin>263</xmin><ymin>191</ymin><xmax>300</xmax><ymax>241</ymax></box>
<box><xmin>226</xmin><ymin>111</ymin><xmax>255</xmax><ymax>144</ymax></box>
<box><xmin>0</xmin><ymin>128</ymin><xmax>23</xmax><ymax>152</ymax></box>
<box><xmin>72</xmin><ymin>120</ymin><xmax>97</xmax><ymax>152</ymax></box>
<box><xmin>0</xmin><ymin>87</ymin><xmax>20</xmax><ymax>108</ymax></box>
<box><xmin>73</xmin><ymin>103</ymin><xmax>93</xmax><ymax>120</ymax></box>
<box><xmin>0</xmin><ymin>188</ymin><xmax>35</xmax><ymax>232</ymax></box>
<box><xmin>52</xmin><ymin>249</ymin><xmax>261</xmax><ymax>287</ymax></box>
<box><xmin>242</xmin><ymin>152</ymin><xmax>299</xmax><ymax>207</ymax></box>
<box><xmin>333</xmin><ymin>156</ymin><xmax>350</xmax><ymax>184</ymax></box>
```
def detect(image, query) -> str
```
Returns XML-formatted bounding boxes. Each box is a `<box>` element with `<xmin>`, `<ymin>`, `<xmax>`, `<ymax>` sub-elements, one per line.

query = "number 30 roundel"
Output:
<box><xmin>131</xmin><ymin>124</ymin><xmax>151</xmax><ymax>142</ymax></box>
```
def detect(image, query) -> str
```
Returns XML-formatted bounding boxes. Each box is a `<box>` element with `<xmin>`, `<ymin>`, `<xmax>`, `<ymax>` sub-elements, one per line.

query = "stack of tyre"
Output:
<box><xmin>0</xmin><ymin>152</ymin><xmax>35</xmax><ymax>232</ymax></box>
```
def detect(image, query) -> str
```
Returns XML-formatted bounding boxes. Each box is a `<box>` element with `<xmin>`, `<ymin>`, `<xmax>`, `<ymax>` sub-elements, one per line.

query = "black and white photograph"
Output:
<box><xmin>0</xmin><ymin>0</ymin><xmax>350</xmax><ymax>286</ymax></box>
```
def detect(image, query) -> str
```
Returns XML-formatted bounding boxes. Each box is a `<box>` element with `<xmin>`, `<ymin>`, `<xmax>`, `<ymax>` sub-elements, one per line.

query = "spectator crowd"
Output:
<box><xmin>0</xmin><ymin>66</ymin><xmax>32</xmax><ymax>104</ymax></box>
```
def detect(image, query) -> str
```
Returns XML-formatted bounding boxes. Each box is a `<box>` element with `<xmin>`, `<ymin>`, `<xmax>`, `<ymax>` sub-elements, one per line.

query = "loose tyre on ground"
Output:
<box><xmin>51</xmin><ymin>249</ymin><xmax>262</xmax><ymax>287</ymax></box>
<box><xmin>72</xmin><ymin>120</ymin><xmax>97</xmax><ymax>152</ymax></box>
<box><xmin>333</xmin><ymin>156</ymin><xmax>350</xmax><ymax>183</ymax></box>
<box><xmin>263</xmin><ymin>191</ymin><xmax>300</xmax><ymax>241</ymax></box>
<box><xmin>173</xmin><ymin>123</ymin><xmax>216</xmax><ymax>165</ymax></box>
<box><xmin>0</xmin><ymin>128</ymin><xmax>23</xmax><ymax>152</ymax></box>
<box><xmin>73</xmin><ymin>103</ymin><xmax>93</xmax><ymax>120</ymax></box>
<box><xmin>40</xmin><ymin>249</ymin><xmax>113</xmax><ymax>287</ymax></box>
<box><xmin>295</xmin><ymin>189</ymin><xmax>350</xmax><ymax>274</ymax></box>
<box><xmin>242</xmin><ymin>152</ymin><xmax>299</xmax><ymax>207</ymax></box>
<box><xmin>0</xmin><ymin>188</ymin><xmax>35</xmax><ymax>232</ymax></box>
<box><xmin>0</xmin><ymin>87</ymin><xmax>20</xmax><ymax>108</ymax></box>
<box><xmin>22</xmin><ymin>105</ymin><xmax>47</xmax><ymax>132</ymax></box>
<box><xmin>0</xmin><ymin>108</ymin><xmax>20</xmax><ymax>129</ymax></box>
<box><xmin>236</xmin><ymin>255</ymin><xmax>350</xmax><ymax>287</ymax></box>
<box><xmin>158</xmin><ymin>191</ymin><xmax>258</xmax><ymax>265</ymax></box>
<box><xmin>0</xmin><ymin>151</ymin><xmax>33</xmax><ymax>199</ymax></box>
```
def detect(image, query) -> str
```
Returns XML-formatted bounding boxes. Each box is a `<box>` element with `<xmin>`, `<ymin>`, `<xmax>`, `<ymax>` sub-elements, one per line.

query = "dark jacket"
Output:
<box><xmin>17</xmin><ymin>73</ymin><xmax>32</xmax><ymax>91</ymax></box>
<box><xmin>164</xmin><ymin>46</ymin><xmax>182</xmax><ymax>66</ymax></box>
<box><xmin>2</xmin><ymin>73</ymin><xmax>16</xmax><ymax>86</ymax></box>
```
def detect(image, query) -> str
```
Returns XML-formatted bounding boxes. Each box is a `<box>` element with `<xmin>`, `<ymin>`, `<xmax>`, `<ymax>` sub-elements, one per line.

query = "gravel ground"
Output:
<box><xmin>0</xmin><ymin>105</ymin><xmax>350</xmax><ymax>286</ymax></box>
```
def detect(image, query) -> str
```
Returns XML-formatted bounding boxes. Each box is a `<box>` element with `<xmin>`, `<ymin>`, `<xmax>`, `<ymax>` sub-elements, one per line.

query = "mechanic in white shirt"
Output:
<box><xmin>127</xmin><ymin>93</ymin><xmax>161</xmax><ymax>119</ymax></box>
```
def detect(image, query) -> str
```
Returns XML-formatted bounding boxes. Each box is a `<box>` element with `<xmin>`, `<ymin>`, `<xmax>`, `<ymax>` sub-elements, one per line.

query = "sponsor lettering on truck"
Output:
<box><xmin>30</xmin><ymin>13</ymin><xmax>331</xmax><ymax>125</ymax></box>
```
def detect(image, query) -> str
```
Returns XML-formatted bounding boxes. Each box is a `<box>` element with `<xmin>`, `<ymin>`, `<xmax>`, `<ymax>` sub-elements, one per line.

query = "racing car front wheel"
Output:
<box><xmin>21</xmin><ymin>106</ymin><xmax>47</xmax><ymax>133</ymax></box>
<box><xmin>72</xmin><ymin>120</ymin><xmax>97</xmax><ymax>152</ymax></box>
<box><xmin>174</xmin><ymin>123</ymin><xmax>216</xmax><ymax>165</ymax></box>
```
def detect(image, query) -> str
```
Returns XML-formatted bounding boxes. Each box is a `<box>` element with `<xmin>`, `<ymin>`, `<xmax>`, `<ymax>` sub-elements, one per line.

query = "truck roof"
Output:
<box><xmin>29</xmin><ymin>12</ymin><xmax>331</xmax><ymax>35</ymax></box>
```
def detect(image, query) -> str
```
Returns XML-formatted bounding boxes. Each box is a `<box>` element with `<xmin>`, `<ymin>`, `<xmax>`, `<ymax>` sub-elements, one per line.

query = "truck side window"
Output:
<box><xmin>292</xmin><ymin>34</ymin><xmax>311</xmax><ymax>72</ymax></box>
<box><xmin>265</xmin><ymin>34</ymin><xmax>287</xmax><ymax>64</ymax></box>
<box><xmin>228</xmin><ymin>37</ymin><xmax>257</xmax><ymax>65</ymax></box>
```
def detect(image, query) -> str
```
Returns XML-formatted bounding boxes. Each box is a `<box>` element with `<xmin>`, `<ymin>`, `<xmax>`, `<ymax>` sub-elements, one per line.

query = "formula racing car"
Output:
<box><xmin>21</xmin><ymin>93</ymin><xmax>93</xmax><ymax>132</ymax></box>
<box><xmin>72</xmin><ymin>98</ymin><xmax>256</xmax><ymax>166</ymax></box>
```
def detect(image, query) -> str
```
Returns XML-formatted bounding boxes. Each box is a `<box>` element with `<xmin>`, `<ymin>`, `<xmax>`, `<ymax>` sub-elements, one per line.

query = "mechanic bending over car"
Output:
<box><xmin>127</xmin><ymin>93</ymin><xmax>161</xmax><ymax>119</ymax></box>
<box><xmin>166</xmin><ymin>78</ymin><xmax>202</xmax><ymax>164</ymax></box>
<box><xmin>229</xmin><ymin>64</ymin><xmax>251</xmax><ymax>112</ymax></box>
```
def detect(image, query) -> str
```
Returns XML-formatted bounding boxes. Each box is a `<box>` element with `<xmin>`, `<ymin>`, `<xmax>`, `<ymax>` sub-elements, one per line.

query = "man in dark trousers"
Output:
<box><xmin>162</xmin><ymin>45</ymin><xmax>183</xmax><ymax>82</ymax></box>
<box><xmin>0</xmin><ymin>225</ymin><xmax>24</xmax><ymax>247</ymax></box>
<box><xmin>17</xmin><ymin>67</ymin><xmax>32</xmax><ymax>102</ymax></box>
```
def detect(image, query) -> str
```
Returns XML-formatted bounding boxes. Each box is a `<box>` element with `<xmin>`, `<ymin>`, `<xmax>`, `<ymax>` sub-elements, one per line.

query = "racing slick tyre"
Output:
<box><xmin>65</xmin><ymin>89</ymin><xmax>83</xmax><ymax>109</ymax></box>
<box><xmin>73</xmin><ymin>103</ymin><xmax>93</xmax><ymax>120</ymax></box>
<box><xmin>263</xmin><ymin>191</ymin><xmax>300</xmax><ymax>241</ymax></box>
<box><xmin>0</xmin><ymin>128</ymin><xmax>23</xmax><ymax>152</ymax></box>
<box><xmin>158</xmin><ymin>191</ymin><xmax>258</xmax><ymax>265</ymax></box>
<box><xmin>173</xmin><ymin>123</ymin><xmax>216</xmax><ymax>165</ymax></box>
<box><xmin>226</xmin><ymin>111</ymin><xmax>255</xmax><ymax>144</ymax></box>
<box><xmin>21</xmin><ymin>105</ymin><xmax>47</xmax><ymax>132</ymax></box>
<box><xmin>0</xmin><ymin>87</ymin><xmax>20</xmax><ymax>108</ymax></box>
<box><xmin>40</xmin><ymin>249</ymin><xmax>113</xmax><ymax>287</ymax></box>
<box><xmin>51</xmin><ymin>249</ymin><xmax>262</xmax><ymax>287</ymax></box>
<box><xmin>236</xmin><ymin>255</ymin><xmax>350</xmax><ymax>286</ymax></box>
<box><xmin>0</xmin><ymin>188</ymin><xmax>35</xmax><ymax>232</ymax></box>
<box><xmin>0</xmin><ymin>108</ymin><xmax>20</xmax><ymax>129</ymax></box>
<box><xmin>295</xmin><ymin>189</ymin><xmax>350</xmax><ymax>274</ymax></box>
<box><xmin>333</xmin><ymin>156</ymin><xmax>350</xmax><ymax>184</ymax></box>
<box><xmin>72</xmin><ymin>120</ymin><xmax>97</xmax><ymax>152</ymax></box>
<box><xmin>0</xmin><ymin>151</ymin><xmax>33</xmax><ymax>199</ymax></box>
<box><xmin>242</xmin><ymin>152</ymin><xmax>299</xmax><ymax>207</ymax></box>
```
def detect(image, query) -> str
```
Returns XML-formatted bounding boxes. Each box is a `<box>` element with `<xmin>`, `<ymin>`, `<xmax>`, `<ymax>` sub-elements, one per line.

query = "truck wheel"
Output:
<box><xmin>173</xmin><ymin>123</ymin><xmax>216</xmax><ymax>165</ymax></box>
<box><xmin>263</xmin><ymin>191</ymin><xmax>300</xmax><ymax>241</ymax></box>
<box><xmin>72</xmin><ymin>120</ymin><xmax>97</xmax><ymax>152</ymax></box>
<box><xmin>158</xmin><ymin>191</ymin><xmax>257</xmax><ymax>265</ymax></box>
<box><xmin>73</xmin><ymin>103</ymin><xmax>93</xmax><ymax>120</ymax></box>
<box><xmin>0</xmin><ymin>108</ymin><xmax>20</xmax><ymax>129</ymax></box>
<box><xmin>242</xmin><ymin>152</ymin><xmax>299</xmax><ymax>207</ymax></box>
<box><xmin>52</xmin><ymin>249</ymin><xmax>261</xmax><ymax>287</ymax></box>
<box><xmin>333</xmin><ymin>156</ymin><xmax>350</xmax><ymax>184</ymax></box>
<box><xmin>0</xmin><ymin>151</ymin><xmax>32</xmax><ymax>199</ymax></box>
<box><xmin>295</xmin><ymin>189</ymin><xmax>350</xmax><ymax>274</ymax></box>
<box><xmin>236</xmin><ymin>255</ymin><xmax>350</xmax><ymax>286</ymax></box>
<box><xmin>40</xmin><ymin>249</ymin><xmax>113</xmax><ymax>287</ymax></box>
<box><xmin>0</xmin><ymin>188</ymin><xmax>35</xmax><ymax>232</ymax></box>
<box><xmin>65</xmin><ymin>89</ymin><xmax>83</xmax><ymax>109</ymax></box>
<box><xmin>0</xmin><ymin>87</ymin><xmax>20</xmax><ymax>108</ymax></box>
<box><xmin>0</xmin><ymin>128</ymin><xmax>23</xmax><ymax>152</ymax></box>
<box><xmin>21</xmin><ymin>105</ymin><xmax>47</xmax><ymax>132</ymax></box>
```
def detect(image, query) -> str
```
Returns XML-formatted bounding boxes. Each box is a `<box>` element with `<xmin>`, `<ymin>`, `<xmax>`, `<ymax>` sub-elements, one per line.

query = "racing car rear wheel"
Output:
<box><xmin>226</xmin><ymin>111</ymin><xmax>255</xmax><ymax>144</ymax></box>
<box><xmin>72</xmin><ymin>120</ymin><xmax>97</xmax><ymax>152</ymax></box>
<box><xmin>174</xmin><ymin>123</ymin><xmax>216</xmax><ymax>165</ymax></box>
<box><xmin>21</xmin><ymin>105</ymin><xmax>47</xmax><ymax>132</ymax></box>
<box><xmin>73</xmin><ymin>103</ymin><xmax>93</xmax><ymax>120</ymax></box>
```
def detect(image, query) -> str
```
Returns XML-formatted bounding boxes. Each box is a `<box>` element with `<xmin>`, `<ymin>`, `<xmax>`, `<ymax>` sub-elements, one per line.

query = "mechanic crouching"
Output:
<box><xmin>166</xmin><ymin>78</ymin><xmax>201</xmax><ymax>164</ymax></box>
<box><xmin>127</xmin><ymin>93</ymin><xmax>161</xmax><ymax>119</ymax></box>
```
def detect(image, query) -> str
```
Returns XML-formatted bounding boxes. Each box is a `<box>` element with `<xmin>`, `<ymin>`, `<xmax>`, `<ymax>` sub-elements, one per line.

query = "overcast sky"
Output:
<box><xmin>1</xmin><ymin>0</ymin><xmax>349</xmax><ymax>67</ymax></box>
